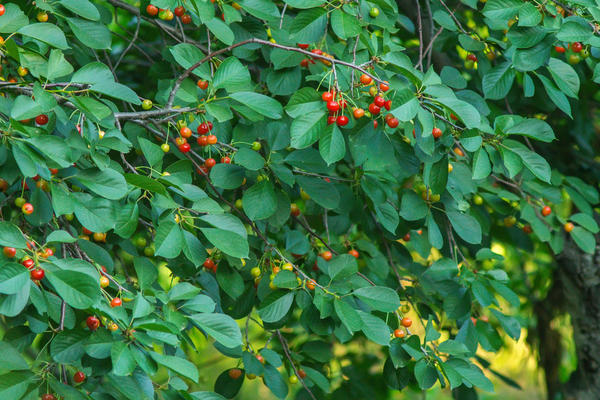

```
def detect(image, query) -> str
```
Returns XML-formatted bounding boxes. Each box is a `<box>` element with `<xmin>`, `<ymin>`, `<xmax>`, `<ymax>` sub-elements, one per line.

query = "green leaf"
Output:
<box><xmin>189</xmin><ymin>313</ymin><xmax>243</xmax><ymax>348</ymax></box>
<box><xmin>0</xmin><ymin>4</ymin><xmax>29</xmax><ymax>33</ymax></box>
<box><xmin>75</xmin><ymin>168</ymin><xmax>128</xmax><ymax>200</ymax></box>
<box><xmin>414</xmin><ymin>359</ymin><xmax>438</xmax><ymax>389</ymax></box>
<box><xmin>537</xmin><ymin>73</ymin><xmax>572</xmax><ymax>117</ymax></box>
<box><xmin>234</xmin><ymin>148</ymin><xmax>265</xmax><ymax>170</ymax></box>
<box><xmin>334</xmin><ymin>299</ymin><xmax>363</xmax><ymax>333</ymax></box>
<box><xmin>482</xmin><ymin>62</ymin><xmax>515</xmax><ymax>100</ymax></box>
<box><xmin>556</xmin><ymin>20</ymin><xmax>592</xmax><ymax>42</ymax></box>
<box><xmin>0</xmin><ymin>221</ymin><xmax>27</xmax><ymax>248</ymax></box>
<box><xmin>291</xmin><ymin>110</ymin><xmax>327</xmax><ymax>149</ymax></box>
<box><xmin>290</xmin><ymin>8</ymin><xmax>328</xmax><ymax>43</ymax></box>
<box><xmin>90</xmin><ymin>81</ymin><xmax>141</xmax><ymax>105</ymax></box>
<box><xmin>46</xmin><ymin>270</ymin><xmax>101</xmax><ymax>309</ymax></box>
<box><xmin>472</xmin><ymin>148</ymin><xmax>491</xmax><ymax>180</ymax></box>
<box><xmin>504</xmin><ymin>140</ymin><xmax>551</xmax><ymax>182</ymax></box>
<box><xmin>111</xmin><ymin>342</ymin><xmax>136</xmax><ymax>376</ymax></box>
<box><xmin>213</xmin><ymin>57</ymin><xmax>251</xmax><ymax>92</ymax></box>
<box><xmin>50</xmin><ymin>331</ymin><xmax>86</xmax><ymax>363</ymax></box>
<box><xmin>237</xmin><ymin>0</ymin><xmax>280</xmax><ymax>21</ymax></box>
<box><xmin>331</xmin><ymin>9</ymin><xmax>361</xmax><ymax>39</ymax></box>
<box><xmin>447</xmin><ymin>211</ymin><xmax>482</xmax><ymax>244</ymax></box>
<box><xmin>505</xmin><ymin>118</ymin><xmax>555</xmax><ymax>143</ymax></box>
<box><xmin>0</xmin><ymin>342</ymin><xmax>29</xmax><ymax>370</ymax></box>
<box><xmin>18</xmin><ymin>23</ymin><xmax>69</xmax><ymax>49</ymax></box>
<box><xmin>0</xmin><ymin>264</ymin><xmax>30</xmax><ymax>295</ymax></box>
<box><xmin>125</xmin><ymin>174</ymin><xmax>166</xmax><ymax>195</ymax></box>
<box><xmin>571</xmin><ymin>226</ymin><xmax>596</xmax><ymax>254</ymax></box>
<box><xmin>319</xmin><ymin>124</ymin><xmax>346</xmax><ymax>165</ymax></box>
<box><xmin>210</xmin><ymin>164</ymin><xmax>245</xmax><ymax>189</ymax></box>
<box><xmin>59</xmin><ymin>0</ymin><xmax>100</xmax><ymax>20</ymax></box>
<box><xmin>570</xmin><ymin>213</ymin><xmax>599</xmax><ymax>233</ymax></box>
<box><xmin>375</xmin><ymin>202</ymin><xmax>399</xmax><ymax>234</ymax></box>
<box><xmin>229</xmin><ymin>92</ymin><xmax>283</xmax><ymax>119</ymax></box>
<box><xmin>243</xmin><ymin>180</ymin><xmax>277</xmax><ymax>220</ymax></box>
<box><xmin>259</xmin><ymin>291</ymin><xmax>294</xmax><ymax>323</ymax></box>
<box><xmin>399</xmin><ymin>191</ymin><xmax>428</xmax><ymax>221</ymax></box>
<box><xmin>150</xmin><ymin>352</ymin><xmax>199</xmax><ymax>382</ymax></box>
<box><xmin>200</xmin><ymin>228</ymin><xmax>249</xmax><ymax>258</ymax></box>
<box><xmin>170</xmin><ymin>43</ymin><xmax>211</xmax><ymax>78</ymax></box>
<box><xmin>547</xmin><ymin>58</ymin><xmax>580</xmax><ymax>98</ymax></box>
<box><xmin>46</xmin><ymin>230</ymin><xmax>77</xmax><ymax>244</ymax></box>
<box><xmin>154</xmin><ymin>220</ymin><xmax>184</xmax><ymax>259</ymax></box>
<box><xmin>357</xmin><ymin>311</ymin><xmax>390</xmax><ymax>346</ymax></box>
<box><xmin>296</xmin><ymin>175</ymin><xmax>340</xmax><ymax>209</ymax></box>
<box><xmin>46</xmin><ymin>49</ymin><xmax>74</xmax><ymax>81</ymax></box>
<box><xmin>67</xmin><ymin>18</ymin><xmax>111</xmax><ymax>49</ymax></box>
<box><xmin>206</xmin><ymin>18</ymin><xmax>235</xmax><ymax>45</ymax></box>
<box><xmin>327</xmin><ymin>254</ymin><xmax>358</xmax><ymax>281</ymax></box>
<box><xmin>353</xmin><ymin>286</ymin><xmax>401</xmax><ymax>312</ymax></box>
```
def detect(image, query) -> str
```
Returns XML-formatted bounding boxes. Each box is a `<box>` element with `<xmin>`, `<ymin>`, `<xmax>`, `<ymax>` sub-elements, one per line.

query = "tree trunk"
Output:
<box><xmin>538</xmin><ymin>239</ymin><xmax>600</xmax><ymax>399</ymax></box>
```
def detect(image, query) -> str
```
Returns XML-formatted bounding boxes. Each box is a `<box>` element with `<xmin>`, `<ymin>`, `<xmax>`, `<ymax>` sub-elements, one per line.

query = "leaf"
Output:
<box><xmin>0</xmin><ymin>221</ymin><xmax>27</xmax><ymax>248</ymax></box>
<box><xmin>505</xmin><ymin>118</ymin><xmax>555</xmax><ymax>143</ymax></box>
<box><xmin>0</xmin><ymin>264</ymin><xmax>29</xmax><ymax>295</ymax></box>
<box><xmin>67</xmin><ymin>18</ymin><xmax>111</xmax><ymax>49</ymax></box>
<box><xmin>125</xmin><ymin>174</ymin><xmax>167</xmax><ymax>195</ymax></box>
<box><xmin>243</xmin><ymin>180</ymin><xmax>277</xmax><ymax>220</ymax></box>
<box><xmin>200</xmin><ymin>228</ymin><xmax>249</xmax><ymax>258</ymax></box>
<box><xmin>537</xmin><ymin>73</ymin><xmax>572</xmax><ymax>117</ymax></box>
<box><xmin>46</xmin><ymin>230</ymin><xmax>77</xmax><ymax>244</ymax></box>
<box><xmin>189</xmin><ymin>313</ymin><xmax>243</xmax><ymax>348</ymax></box>
<box><xmin>212</xmin><ymin>57</ymin><xmax>251</xmax><ymax>92</ymax></box>
<box><xmin>570</xmin><ymin>213</ymin><xmax>599</xmax><ymax>233</ymax></box>
<box><xmin>229</xmin><ymin>92</ymin><xmax>283</xmax><ymax>119</ymax></box>
<box><xmin>46</xmin><ymin>49</ymin><xmax>74</xmax><ymax>81</ymax></box>
<box><xmin>319</xmin><ymin>124</ymin><xmax>346</xmax><ymax>165</ymax></box>
<box><xmin>18</xmin><ymin>23</ymin><xmax>69</xmax><ymax>49</ymax></box>
<box><xmin>111</xmin><ymin>342</ymin><xmax>136</xmax><ymax>376</ymax></box>
<box><xmin>571</xmin><ymin>227</ymin><xmax>596</xmax><ymax>254</ymax></box>
<box><xmin>59</xmin><ymin>0</ymin><xmax>100</xmax><ymax>20</ymax></box>
<box><xmin>331</xmin><ymin>9</ymin><xmax>361</xmax><ymax>39</ymax></box>
<box><xmin>45</xmin><ymin>270</ymin><xmax>101</xmax><ymax>309</ymax></box>
<box><xmin>547</xmin><ymin>58</ymin><xmax>580</xmax><ymax>98</ymax></box>
<box><xmin>75</xmin><ymin>168</ymin><xmax>128</xmax><ymax>200</ymax></box>
<box><xmin>327</xmin><ymin>254</ymin><xmax>358</xmax><ymax>281</ymax></box>
<box><xmin>154</xmin><ymin>220</ymin><xmax>184</xmax><ymax>259</ymax></box>
<box><xmin>482</xmin><ymin>62</ymin><xmax>515</xmax><ymax>100</ymax></box>
<box><xmin>296</xmin><ymin>175</ymin><xmax>340</xmax><ymax>209</ymax></box>
<box><xmin>556</xmin><ymin>20</ymin><xmax>592</xmax><ymax>42</ymax></box>
<box><xmin>399</xmin><ymin>191</ymin><xmax>428</xmax><ymax>221</ymax></box>
<box><xmin>375</xmin><ymin>203</ymin><xmax>399</xmax><ymax>234</ymax></box>
<box><xmin>334</xmin><ymin>299</ymin><xmax>363</xmax><ymax>333</ymax></box>
<box><xmin>353</xmin><ymin>286</ymin><xmax>400</xmax><ymax>312</ymax></box>
<box><xmin>291</xmin><ymin>110</ymin><xmax>327</xmax><ymax>149</ymax></box>
<box><xmin>0</xmin><ymin>4</ymin><xmax>29</xmax><ymax>33</ymax></box>
<box><xmin>50</xmin><ymin>331</ymin><xmax>87</xmax><ymax>363</ymax></box>
<box><xmin>234</xmin><ymin>148</ymin><xmax>265</xmax><ymax>170</ymax></box>
<box><xmin>290</xmin><ymin>8</ymin><xmax>328</xmax><ymax>43</ymax></box>
<box><xmin>504</xmin><ymin>140</ymin><xmax>551</xmax><ymax>182</ymax></box>
<box><xmin>150</xmin><ymin>352</ymin><xmax>199</xmax><ymax>382</ymax></box>
<box><xmin>206</xmin><ymin>18</ymin><xmax>235</xmax><ymax>45</ymax></box>
<box><xmin>472</xmin><ymin>148</ymin><xmax>491</xmax><ymax>180</ymax></box>
<box><xmin>90</xmin><ymin>81</ymin><xmax>141</xmax><ymax>105</ymax></box>
<box><xmin>258</xmin><ymin>292</ymin><xmax>294</xmax><ymax>323</ymax></box>
<box><xmin>357</xmin><ymin>311</ymin><xmax>390</xmax><ymax>346</ymax></box>
<box><xmin>447</xmin><ymin>211</ymin><xmax>482</xmax><ymax>244</ymax></box>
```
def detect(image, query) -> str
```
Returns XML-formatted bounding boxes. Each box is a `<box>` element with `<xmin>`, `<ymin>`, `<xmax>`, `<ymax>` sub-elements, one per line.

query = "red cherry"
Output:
<box><xmin>320</xmin><ymin>251</ymin><xmax>333</xmax><ymax>261</ymax></box>
<box><xmin>401</xmin><ymin>317</ymin><xmax>412</xmax><ymax>327</ymax></box>
<box><xmin>146</xmin><ymin>4</ymin><xmax>158</xmax><ymax>16</ymax></box>
<box><xmin>86</xmin><ymin>316</ymin><xmax>100</xmax><ymax>331</ymax></box>
<box><xmin>380</xmin><ymin>82</ymin><xmax>390</xmax><ymax>92</ymax></box>
<box><xmin>197</xmin><ymin>80</ymin><xmax>209</xmax><ymax>90</ymax></box>
<box><xmin>373</xmin><ymin>120</ymin><xmax>378</xmax><ymax>128</ymax></box>
<box><xmin>300</xmin><ymin>59</ymin><xmax>309</xmax><ymax>67</ymax></box>
<box><xmin>298</xmin><ymin>43</ymin><xmax>309</xmax><ymax>49</ymax></box>
<box><xmin>327</xmin><ymin>115</ymin><xmax>336</xmax><ymax>125</ymax></box>
<box><xmin>386</xmin><ymin>117</ymin><xmax>399</xmax><ymax>128</ymax></box>
<box><xmin>326</xmin><ymin>101</ymin><xmax>340</xmax><ymax>112</ymax></box>
<box><xmin>205</xmin><ymin>158</ymin><xmax>216</xmax><ymax>169</ymax></box>
<box><xmin>467</xmin><ymin>54</ymin><xmax>478</xmax><ymax>62</ymax></box>
<box><xmin>522</xmin><ymin>225</ymin><xmax>533</xmax><ymax>234</ymax></box>
<box><xmin>403</xmin><ymin>233</ymin><xmax>410</xmax><ymax>241</ymax></box>
<box><xmin>348</xmin><ymin>249</ymin><xmax>359</xmax><ymax>258</ymax></box>
<box><xmin>368</xmin><ymin>103</ymin><xmax>381</xmax><ymax>115</ymax></box>
<box><xmin>571</xmin><ymin>42</ymin><xmax>583</xmax><ymax>53</ymax></box>
<box><xmin>206</xmin><ymin>134</ymin><xmax>217</xmax><ymax>145</ymax></box>
<box><xmin>450</xmin><ymin>113</ymin><xmax>458</xmax><ymax>121</ymax></box>
<box><xmin>542</xmin><ymin>205</ymin><xmax>552</xmax><ymax>216</ymax></box>
<box><xmin>180</xmin><ymin>126</ymin><xmax>192</xmax><ymax>138</ymax></box>
<box><xmin>49</xmin><ymin>168</ymin><xmax>59</xmax><ymax>175</ymax></box>
<box><xmin>374</xmin><ymin>96</ymin><xmax>385</xmax><ymax>107</ymax></box>
<box><xmin>42</xmin><ymin>395</ymin><xmax>57</xmax><ymax>400</ymax></box>
<box><xmin>35</xmin><ymin>114</ymin><xmax>49</xmax><ymax>125</ymax></box>
<box><xmin>174</xmin><ymin>6</ymin><xmax>185</xmax><ymax>17</ymax></box>
<box><xmin>432</xmin><ymin>127</ymin><xmax>442</xmax><ymax>139</ymax></box>
<box><xmin>73</xmin><ymin>371</ymin><xmax>86</xmax><ymax>383</ymax></box>
<box><xmin>181</xmin><ymin>14</ymin><xmax>191</xmax><ymax>24</ymax></box>
<box><xmin>197</xmin><ymin>122</ymin><xmax>212</xmax><ymax>134</ymax></box>
<box><xmin>178</xmin><ymin>143</ymin><xmax>191</xmax><ymax>153</ymax></box>
<box><xmin>336</xmin><ymin>115</ymin><xmax>349</xmax><ymax>126</ymax></box>
<box><xmin>110</xmin><ymin>297</ymin><xmax>122</xmax><ymax>307</ymax></box>
<box><xmin>203</xmin><ymin>258</ymin><xmax>216</xmax><ymax>270</ymax></box>
<box><xmin>321</xmin><ymin>91</ymin><xmax>334</xmax><ymax>102</ymax></box>
<box><xmin>360</xmin><ymin>74</ymin><xmax>372</xmax><ymax>85</ymax></box>
<box><xmin>221</xmin><ymin>156</ymin><xmax>231</xmax><ymax>164</ymax></box>
<box><xmin>339</xmin><ymin>99</ymin><xmax>347</xmax><ymax>109</ymax></box>
<box><xmin>175</xmin><ymin>137</ymin><xmax>187</xmax><ymax>146</ymax></box>
<box><xmin>554</xmin><ymin>45</ymin><xmax>566</xmax><ymax>53</ymax></box>
<box><xmin>22</xmin><ymin>203</ymin><xmax>34</xmax><ymax>215</ymax></box>
<box><xmin>311</xmin><ymin>49</ymin><xmax>323</xmax><ymax>56</ymax></box>
<box><xmin>384</xmin><ymin>100</ymin><xmax>392</xmax><ymax>110</ymax></box>
<box><xmin>197</xmin><ymin>166</ymin><xmax>209</xmax><ymax>175</ymax></box>
<box><xmin>30</xmin><ymin>268</ymin><xmax>45</xmax><ymax>281</ymax></box>
<box><xmin>44</xmin><ymin>248</ymin><xmax>54</xmax><ymax>257</ymax></box>
<box><xmin>22</xmin><ymin>258</ymin><xmax>34</xmax><ymax>269</ymax></box>
<box><xmin>394</xmin><ymin>329</ymin><xmax>406</xmax><ymax>338</ymax></box>
<box><xmin>197</xmin><ymin>135</ymin><xmax>208</xmax><ymax>146</ymax></box>
<box><xmin>3</xmin><ymin>247</ymin><xmax>16</xmax><ymax>258</ymax></box>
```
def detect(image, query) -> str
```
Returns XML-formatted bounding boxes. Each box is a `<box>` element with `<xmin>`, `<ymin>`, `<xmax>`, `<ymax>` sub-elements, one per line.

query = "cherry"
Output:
<box><xmin>73</xmin><ymin>371</ymin><xmax>86</xmax><ymax>383</ymax></box>
<box><xmin>207</xmin><ymin>134</ymin><xmax>217</xmax><ymax>145</ymax></box>
<box><xmin>306</xmin><ymin>280</ymin><xmax>315</xmax><ymax>290</ymax></box>
<box><xmin>229</xmin><ymin>368</ymin><xmax>242</xmax><ymax>379</ymax></box>
<box><xmin>432</xmin><ymin>127</ymin><xmax>442</xmax><ymax>139</ymax></box>
<box><xmin>178</xmin><ymin>143</ymin><xmax>191</xmax><ymax>153</ymax></box>
<box><xmin>467</xmin><ymin>53</ymin><xmax>478</xmax><ymax>62</ymax></box>
<box><xmin>3</xmin><ymin>247</ymin><xmax>16</xmax><ymax>258</ymax></box>
<box><xmin>327</xmin><ymin>115</ymin><xmax>336</xmax><ymax>125</ymax></box>
<box><xmin>110</xmin><ymin>297</ymin><xmax>122</xmax><ymax>307</ymax></box>
<box><xmin>181</xmin><ymin>14</ymin><xmax>191</xmax><ymax>24</ymax></box>
<box><xmin>454</xmin><ymin>147</ymin><xmax>465</xmax><ymax>157</ymax></box>
<box><xmin>141</xmin><ymin>99</ymin><xmax>152</xmax><ymax>110</ymax></box>
<box><xmin>86</xmin><ymin>316</ymin><xmax>100</xmax><ymax>331</ymax></box>
<box><xmin>368</xmin><ymin>86</ymin><xmax>378</xmax><ymax>97</ymax></box>
<box><xmin>353</xmin><ymin>108</ymin><xmax>365</xmax><ymax>119</ymax></box>
<box><xmin>300</xmin><ymin>59</ymin><xmax>309</xmax><ymax>67</ymax></box>
<box><xmin>161</xmin><ymin>143</ymin><xmax>170</xmax><ymax>152</ymax></box>
<box><xmin>380</xmin><ymin>82</ymin><xmax>390</xmax><ymax>92</ymax></box>
<box><xmin>298</xmin><ymin>369</ymin><xmax>307</xmax><ymax>379</ymax></box>
<box><xmin>311</xmin><ymin>49</ymin><xmax>323</xmax><ymax>56</ymax></box>
<box><xmin>22</xmin><ymin>258</ymin><xmax>34</xmax><ymax>269</ymax></box>
<box><xmin>100</xmin><ymin>276</ymin><xmax>110</xmax><ymax>288</ymax></box>
<box><xmin>348</xmin><ymin>249</ymin><xmax>359</xmax><ymax>258</ymax></box>
<box><xmin>572</xmin><ymin>42</ymin><xmax>583</xmax><ymax>53</ymax></box>
<box><xmin>256</xmin><ymin>354</ymin><xmax>265</xmax><ymax>364</ymax></box>
<box><xmin>289</xmin><ymin>375</ymin><xmax>299</xmax><ymax>384</ymax></box>
<box><xmin>205</xmin><ymin>158</ymin><xmax>216</xmax><ymax>169</ymax></box>
<box><xmin>403</xmin><ymin>233</ymin><xmax>410</xmax><ymax>241</ymax></box>
<box><xmin>339</xmin><ymin>99</ymin><xmax>347</xmax><ymax>109</ymax></box>
<box><xmin>393</xmin><ymin>329</ymin><xmax>406</xmax><ymax>338</ymax></box>
<box><xmin>203</xmin><ymin>258</ymin><xmax>216</xmax><ymax>270</ymax></box>
<box><xmin>386</xmin><ymin>117</ymin><xmax>399</xmax><ymax>128</ymax></box>
<box><xmin>37</xmin><ymin>12</ymin><xmax>48</xmax><ymax>22</ymax></box>
<box><xmin>297</xmin><ymin>43</ymin><xmax>309</xmax><ymax>49</ymax></box>
<box><xmin>555</xmin><ymin>45</ymin><xmax>566</xmax><ymax>53</ymax></box>
<box><xmin>401</xmin><ymin>317</ymin><xmax>412</xmax><ymax>327</ymax></box>
<box><xmin>564</xmin><ymin>222</ymin><xmax>574</xmax><ymax>232</ymax></box>
<box><xmin>221</xmin><ymin>156</ymin><xmax>231</xmax><ymax>164</ymax></box>
<box><xmin>368</xmin><ymin>103</ymin><xmax>381</xmax><ymax>115</ymax></box>
<box><xmin>360</xmin><ymin>74</ymin><xmax>372</xmax><ymax>85</ymax></box>
<box><xmin>30</xmin><ymin>268</ymin><xmax>45</xmax><ymax>281</ymax></box>
<box><xmin>321</xmin><ymin>91</ymin><xmax>334</xmax><ymax>102</ymax></box>
<box><xmin>197</xmin><ymin>80</ymin><xmax>209</xmax><ymax>90</ymax></box>
<box><xmin>251</xmin><ymin>141</ymin><xmax>262</xmax><ymax>151</ymax></box>
<box><xmin>374</xmin><ymin>96</ymin><xmax>385</xmax><ymax>107</ymax></box>
<box><xmin>22</xmin><ymin>203</ymin><xmax>34</xmax><ymax>215</ymax></box>
<box><xmin>146</xmin><ymin>4</ymin><xmax>158</xmax><ymax>16</ymax></box>
<box><xmin>290</xmin><ymin>203</ymin><xmax>300</xmax><ymax>217</ymax></box>
<box><xmin>44</xmin><ymin>248</ymin><xmax>54</xmax><ymax>258</ymax></box>
<box><xmin>373</xmin><ymin>120</ymin><xmax>378</xmax><ymax>129</ymax></box>
<box><xmin>541</xmin><ymin>205</ymin><xmax>552</xmax><ymax>216</ymax></box>
<box><xmin>384</xmin><ymin>100</ymin><xmax>392</xmax><ymax>111</ymax></box>
<box><xmin>197</xmin><ymin>122</ymin><xmax>212</xmax><ymax>134</ymax></box>
<box><xmin>197</xmin><ymin>135</ymin><xmax>208</xmax><ymax>146</ymax></box>
<box><xmin>450</xmin><ymin>113</ymin><xmax>458</xmax><ymax>121</ymax></box>
<box><xmin>42</xmin><ymin>395</ymin><xmax>57</xmax><ymax>400</ymax></box>
<box><xmin>175</xmin><ymin>137</ymin><xmax>187</xmax><ymax>146</ymax></box>
<box><xmin>174</xmin><ymin>6</ymin><xmax>185</xmax><ymax>17</ymax></box>
<box><xmin>320</xmin><ymin>251</ymin><xmax>333</xmax><ymax>261</ymax></box>
<box><xmin>336</xmin><ymin>115</ymin><xmax>349</xmax><ymax>126</ymax></box>
<box><xmin>180</xmin><ymin>126</ymin><xmax>192</xmax><ymax>138</ymax></box>
<box><xmin>369</xmin><ymin>7</ymin><xmax>380</xmax><ymax>17</ymax></box>
<box><xmin>35</xmin><ymin>114</ymin><xmax>49</xmax><ymax>125</ymax></box>
<box><xmin>326</xmin><ymin>101</ymin><xmax>340</xmax><ymax>112</ymax></box>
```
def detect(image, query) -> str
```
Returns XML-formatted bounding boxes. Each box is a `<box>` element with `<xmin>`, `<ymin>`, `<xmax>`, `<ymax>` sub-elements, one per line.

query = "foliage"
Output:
<box><xmin>0</xmin><ymin>0</ymin><xmax>598</xmax><ymax>399</ymax></box>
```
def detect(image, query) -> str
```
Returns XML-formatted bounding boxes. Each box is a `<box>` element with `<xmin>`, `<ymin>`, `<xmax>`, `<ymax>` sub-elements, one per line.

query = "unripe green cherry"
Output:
<box><xmin>15</xmin><ymin>197</ymin><xmax>26</xmax><ymax>207</ymax></box>
<box><xmin>251</xmin><ymin>141</ymin><xmax>262</xmax><ymax>151</ymax></box>
<box><xmin>142</xmin><ymin>99</ymin><xmax>153</xmax><ymax>110</ymax></box>
<box><xmin>369</xmin><ymin>7</ymin><xmax>380</xmax><ymax>17</ymax></box>
<box><xmin>161</xmin><ymin>143</ymin><xmax>170</xmax><ymax>153</ymax></box>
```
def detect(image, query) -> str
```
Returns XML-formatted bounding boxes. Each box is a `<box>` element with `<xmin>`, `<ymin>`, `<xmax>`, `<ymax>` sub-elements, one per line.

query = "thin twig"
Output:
<box><xmin>276</xmin><ymin>330</ymin><xmax>317</xmax><ymax>400</ymax></box>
